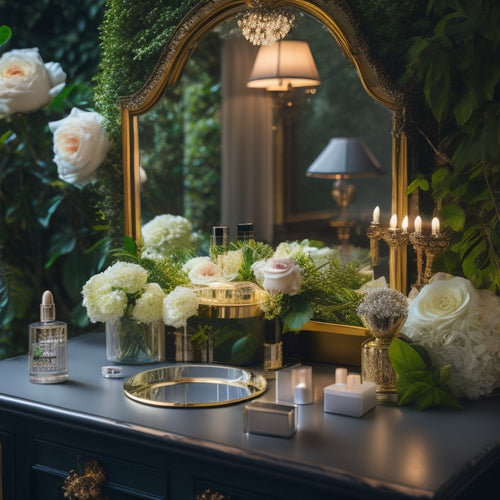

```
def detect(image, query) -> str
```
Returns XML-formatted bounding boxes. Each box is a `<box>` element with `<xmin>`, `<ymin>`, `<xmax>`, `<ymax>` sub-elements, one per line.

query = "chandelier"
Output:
<box><xmin>238</xmin><ymin>4</ymin><xmax>295</xmax><ymax>46</ymax></box>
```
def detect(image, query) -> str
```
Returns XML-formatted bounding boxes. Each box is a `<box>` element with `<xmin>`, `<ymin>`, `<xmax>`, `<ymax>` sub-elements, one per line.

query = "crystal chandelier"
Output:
<box><xmin>238</xmin><ymin>5</ymin><xmax>295</xmax><ymax>46</ymax></box>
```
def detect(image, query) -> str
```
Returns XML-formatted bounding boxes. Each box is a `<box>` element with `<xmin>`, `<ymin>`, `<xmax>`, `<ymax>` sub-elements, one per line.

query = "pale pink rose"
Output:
<box><xmin>49</xmin><ymin>108</ymin><xmax>110</xmax><ymax>186</ymax></box>
<box><xmin>188</xmin><ymin>260</ymin><xmax>224</xmax><ymax>284</ymax></box>
<box><xmin>262</xmin><ymin>257</ymin><xmax>302</xmax><ymax>296</ymax></box>
<box><xmin>0</xmin><ymin>48</ymin><xmax>66</xmax><ymax>116</ymax></box>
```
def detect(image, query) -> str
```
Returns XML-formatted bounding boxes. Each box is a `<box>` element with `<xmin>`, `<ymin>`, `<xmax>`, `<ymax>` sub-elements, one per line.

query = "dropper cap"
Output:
<box><xmin>40</xmin><ymin>290</ymin><xmax>56</xmax><ymax>322</ymax></box>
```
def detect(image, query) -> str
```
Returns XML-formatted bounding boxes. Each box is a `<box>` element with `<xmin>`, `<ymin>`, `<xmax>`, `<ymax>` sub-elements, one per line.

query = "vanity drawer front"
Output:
<box><xmin>31</xmin><ymin>438</ymin><xmax>168</xmax><ymax>499</ymax></box>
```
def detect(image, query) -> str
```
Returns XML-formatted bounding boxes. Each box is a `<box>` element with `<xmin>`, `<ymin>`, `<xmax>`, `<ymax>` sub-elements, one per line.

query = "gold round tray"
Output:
<box><xmin>123</xmin><ymin>364</ymin><xmax>267</xmax><ymax>408</ymax></box>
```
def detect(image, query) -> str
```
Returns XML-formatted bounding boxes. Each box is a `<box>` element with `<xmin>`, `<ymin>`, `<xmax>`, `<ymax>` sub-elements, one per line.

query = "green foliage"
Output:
<box><xmin>0</xmin><ymin>1</ymin><xmax>109</xmax><ymax>358</ymax></box>
<box><xmin>389</xmin><ymin>338</ymin><xmax>461</xmax><ymax>410</ymax></box>
<box><xmin>404</xmin><ymin>0</ymin><xmax>500</xmax><ymax>293</ymax></box>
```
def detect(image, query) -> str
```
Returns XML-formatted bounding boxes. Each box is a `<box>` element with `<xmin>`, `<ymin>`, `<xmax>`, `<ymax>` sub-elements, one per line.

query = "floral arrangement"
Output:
<box><xmin>160</xmin><ymin>237</ymin><xmax>371</xmax><ymax>332</ymax></box>
<box><xmin>401</xmin><ymin>273</ymin><xmax>500</xmax><ymax>399</ymax></box>
<box><xmin>82</xmin><ymin>261</ymin><xmax>166</xmax><ymax>325</ymax></box>
<box><xmin>0</xmin><ymin>47</ymin><xmax>110</xmax><ymax>188</ymax></box>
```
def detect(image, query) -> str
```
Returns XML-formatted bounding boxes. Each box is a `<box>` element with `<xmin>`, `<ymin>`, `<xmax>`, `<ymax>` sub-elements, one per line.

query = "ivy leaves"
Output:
<box><xmin>389</xmin><ymin>338</ymin><xmax>461</xmax><ymax>411</ymax></box>
<box><xmin>405</xmin><ymin>0</ymin><xmax>500</xmax><ymax>294</ymax></box>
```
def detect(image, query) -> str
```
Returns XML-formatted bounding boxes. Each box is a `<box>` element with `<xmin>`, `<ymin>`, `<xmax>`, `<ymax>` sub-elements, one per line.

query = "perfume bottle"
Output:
<box><xmin>237</xmin><ymin>222</ymin><xmax>254</xmax><ymax>242</ymax></box>
<box><xmin>29</xmin><ymin>290</ymin><xmax>68</xmax><ymax>384</ymax></box>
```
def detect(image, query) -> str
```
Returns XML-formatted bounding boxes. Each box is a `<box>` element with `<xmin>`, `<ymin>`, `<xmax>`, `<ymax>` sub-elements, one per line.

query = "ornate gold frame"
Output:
<box><xmin>120</xmin><ymin>0</ymin><xmax>408</xmax><ymax>292</ymax></box>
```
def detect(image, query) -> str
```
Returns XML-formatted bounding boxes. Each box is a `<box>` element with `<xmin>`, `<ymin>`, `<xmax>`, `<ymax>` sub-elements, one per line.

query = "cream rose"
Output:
<box><xmin>49</xmin><ymin>108</ymin><xmax>110</xmax><ymax>186</ymax></box>
<box><xmin>403</xmin><ymin>276</ymin><xmax>478</xmax><ymax>334</ymax></box>
<box><xmin>261</xmin><ymin>257</ymin><xmax>302</xmax><ymax>296</ymax></box>
<box><xmin>0</xmin><ymin>48</ymin><xmax>66</xmax><ymax>116</ymax></box>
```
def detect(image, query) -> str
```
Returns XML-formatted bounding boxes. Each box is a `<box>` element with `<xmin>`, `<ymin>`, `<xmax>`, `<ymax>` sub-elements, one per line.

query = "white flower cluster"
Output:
<box><xmin>82</xmin><ymin>262</ymin><xmax>165</xmax><ymax>324</ymax></box>
<box><xmin>402</xmin><ymin>274</ymin><xmax>500</xmax><ymax>399</ymax></box>
<box><xmin>142</xmin><ymin>214</ymin><xmax>195</xmax><ymax>257</ymax></box>
<box><xmin>162</xmin><ymin>286</ymin><xmax>199</xmax><ymax>329</ymax></box>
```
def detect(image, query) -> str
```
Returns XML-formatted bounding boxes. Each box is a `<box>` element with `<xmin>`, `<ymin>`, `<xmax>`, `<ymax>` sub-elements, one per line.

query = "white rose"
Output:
<box><xmin>262</xmin><ymin>257</ymin><xmax>302</xmax><ymax>296</ymax></box>
<box><xmin>49</xmin><ymin>108</ymin><xmax>110</xmax><ymax>186</ymax></box>
<box><xmin>0</xmin><ymin>48</ymin><xmax>66</xmax><ymax>116</ymax></box>
<box><xmin>403</xmin><ymin>276</ymin><xmax>479</xmax><ymax>334</ymax></box>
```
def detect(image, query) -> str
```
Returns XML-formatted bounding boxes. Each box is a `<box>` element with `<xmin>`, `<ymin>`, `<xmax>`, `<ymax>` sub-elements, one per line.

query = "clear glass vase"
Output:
<box><xmin>106</xmin><ymin>316</ymin><xmax>165</xmax><ymax>364</ymax></box>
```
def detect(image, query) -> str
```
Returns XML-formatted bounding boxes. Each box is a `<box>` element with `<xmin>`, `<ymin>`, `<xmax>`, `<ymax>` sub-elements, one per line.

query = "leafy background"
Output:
<box><xmin>1</xmin><ymin>0</ymin><xmax>499</xmax><ymax>359</ymax></box>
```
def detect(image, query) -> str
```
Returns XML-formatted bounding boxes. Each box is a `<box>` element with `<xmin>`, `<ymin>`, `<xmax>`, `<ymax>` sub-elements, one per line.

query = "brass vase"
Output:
<box><xmin>360</xmin><ymin>314</ymin><xmax>407</xmax><ymax>403</ymax></box>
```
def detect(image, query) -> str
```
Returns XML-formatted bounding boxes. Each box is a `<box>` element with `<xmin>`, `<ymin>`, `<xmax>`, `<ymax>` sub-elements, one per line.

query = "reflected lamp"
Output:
<box><xmin>306</xmin><ymin>138</ymin><xmax>382</xmax><ymax>240</ymax></box>
<box><xmin>247</xmin><ymin>40</ymin><xmax>321</xmax><ymax>92</ymax></box>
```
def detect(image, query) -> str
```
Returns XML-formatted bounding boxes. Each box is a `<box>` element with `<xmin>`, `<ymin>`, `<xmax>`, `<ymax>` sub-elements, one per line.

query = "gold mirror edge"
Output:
<box><xmin>302</xmin><ymin>320</ymin><xmax>368</xmax><ymax>337</ymax></box>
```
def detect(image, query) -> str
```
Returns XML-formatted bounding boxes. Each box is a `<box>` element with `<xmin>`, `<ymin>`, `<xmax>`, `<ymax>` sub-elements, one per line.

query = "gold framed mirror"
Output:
<box><xmin>120</xmin><ymin>0</ymin><xmax>408</xmax><ymax>292</ymax></box>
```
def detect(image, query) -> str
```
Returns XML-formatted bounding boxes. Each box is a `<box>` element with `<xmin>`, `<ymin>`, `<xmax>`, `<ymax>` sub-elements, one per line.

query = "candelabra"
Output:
<box><xmin>367</xmin><ymin>209</ymin><xmax>451</xmax><ymax>289</ymax></box>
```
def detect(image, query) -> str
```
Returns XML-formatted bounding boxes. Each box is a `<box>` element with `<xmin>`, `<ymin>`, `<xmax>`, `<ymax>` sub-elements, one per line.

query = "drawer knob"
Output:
<box><xmin>62</xmin><ymin>459</ymin><xmax>106</xmax><ymax>500</ymax></box>
<box><xmin>196</xmin><ymin>488</ymin><xmax>228</xmax><ymax>500</ymax></box>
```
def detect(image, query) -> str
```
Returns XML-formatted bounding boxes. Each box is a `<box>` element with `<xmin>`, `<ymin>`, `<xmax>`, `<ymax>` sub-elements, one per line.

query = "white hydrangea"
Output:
<box><xmin>104</xmin><ymin>261</ymin><xmax>148</xmax><ymax>294</ymax></box>
<box><xmin>82</xmin><ymin>273</ymin><xmax>128</xmax><ymax>323</ymax></box>
<box><xmin>163</xmin><ymin>286</ymin><xmax>199</xmax><ymax>328</ymax></box>
<box><xmin>142</xmin><ymin>214</ymin><xmax>194</xmax><ymax>255</ymax></box>
<box><xmin>132</xmin><ymin>283</ymin><xmax>165</xmax><ymax>323</ymax></box>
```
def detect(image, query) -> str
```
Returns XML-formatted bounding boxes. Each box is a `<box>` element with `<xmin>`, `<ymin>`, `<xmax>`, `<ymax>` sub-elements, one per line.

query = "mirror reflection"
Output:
<box><xmin>137</xmin><ymin>12</ymin><xmax>393</xmax><ymax>249</ymax></box>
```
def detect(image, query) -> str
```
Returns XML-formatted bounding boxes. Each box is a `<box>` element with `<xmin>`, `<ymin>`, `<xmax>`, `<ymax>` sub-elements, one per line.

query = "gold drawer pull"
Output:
<box><xmin>195</xmin><ymin>488</ymin><xmax>228</xmax><ymax>500</ymax></box>
<box><xmin>62</xmin><ymin>459</ymin><xmax>107</xmax><ymax>500</ymax></box>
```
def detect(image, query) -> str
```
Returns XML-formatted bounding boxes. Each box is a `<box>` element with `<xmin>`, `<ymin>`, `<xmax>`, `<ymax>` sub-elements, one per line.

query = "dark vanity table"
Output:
<box><xmin>0</xmin><ymin>333</ymin><xmax>498</xmax><ymax>499</ymax></box>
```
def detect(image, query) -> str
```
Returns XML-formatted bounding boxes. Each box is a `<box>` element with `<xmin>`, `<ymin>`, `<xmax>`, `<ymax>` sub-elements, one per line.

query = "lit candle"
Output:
<box><xmin>389</xmin><ymin>214</ymin><xmax>397</xmax><ymax>230</ymax></box>
<box><xmin>431</xmin><ymin>217</ymin><xmax>440</xmax><ymax>235</ymax></box>
<box><xmin>401</xmin><ymin>216</ymin><xmax>408</xmax><ymax>233</ymax></box>
<box><xmin>372</xmin><ymin>206</ymin><xmax>380</xmax><ymax>224</ymax></box>
<box><xmin>414</xmin><ymin>215</ymin><xmax>422</xmax><ymax>234</ymax></box>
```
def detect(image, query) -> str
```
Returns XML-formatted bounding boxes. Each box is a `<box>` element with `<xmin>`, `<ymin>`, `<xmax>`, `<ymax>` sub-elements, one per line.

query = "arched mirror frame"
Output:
<box><xmin>120</xmin><ymin>0</ymin><xmax>408</xmax><ymax>293</ymax></box>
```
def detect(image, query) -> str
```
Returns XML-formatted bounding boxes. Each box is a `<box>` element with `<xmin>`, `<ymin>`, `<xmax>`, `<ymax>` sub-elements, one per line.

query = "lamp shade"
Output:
<box><xmin>306</xmin><ymin>138</ymin><xmax>383</xmax><ymax>179</ymax></box>
<box><xmin>247</xmin><ymin>40</ymin><xmax>321</xmax><ymax>91</ymax></box>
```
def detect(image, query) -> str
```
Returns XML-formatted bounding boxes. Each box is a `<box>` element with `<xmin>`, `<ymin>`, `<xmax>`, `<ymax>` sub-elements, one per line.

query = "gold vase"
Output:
<box><xmin>360</xmin><ymin>314</ymin><xmax>407</xmax><ymax>403</ymax></box>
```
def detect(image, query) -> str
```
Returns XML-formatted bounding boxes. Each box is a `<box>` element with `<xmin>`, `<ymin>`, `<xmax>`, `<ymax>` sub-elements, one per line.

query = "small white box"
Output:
<box><xmin>324</xmin><ymin>371</ymin><xmax>376</xmax><ymax>417</ymax></box>
<box><xmin>244</xmin><ymin>401</ymin><xmax>297</xmax><ymax>437</ymax></box>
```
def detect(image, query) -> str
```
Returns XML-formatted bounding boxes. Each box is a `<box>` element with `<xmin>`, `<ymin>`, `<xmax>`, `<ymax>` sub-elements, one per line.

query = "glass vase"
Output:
<box><xmin>360</xmin><ymin>314</ymin><xmax>407</xmax><ymax>403</ymax></box>
<box><xmin>106</xmin><ymin>317</ymin><xmax>165</xmax><ymax>364</ymax></box>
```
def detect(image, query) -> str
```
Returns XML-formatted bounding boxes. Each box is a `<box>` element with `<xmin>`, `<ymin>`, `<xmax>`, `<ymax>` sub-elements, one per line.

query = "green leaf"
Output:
<box><xmin>123</xmin><ymin>235</ymin><xmax>138</xmax><ymax>258</ymax></box>
<box><xmin>0</xmin><ymin>25</ymin><xmax>12</xmax><ymax>47</ymax></box>
<box><xmin>388</xmin><ymin>338</ymin><xmax>427</xmax><ymax>374</ymax></box>
<box><xmin>454</xmin><ymin>92</ymin><xmax>476</xmax><ymax>125</ymax></box>
<box><xmin>407</xmin><ymin>177</ymin><xmax>429</xmax><ymax>195</ymax></box>
<box><xmin>398</xmin><ymin>381</ymin><xmax>431</xmax><ymax>406</ymax></box>
<box><xmin>283</xmin><ymin>295</ymin><xmax>313</xmax><ymax>331</ymax></box>
<box><xmin>442</xmin><ymin>204</ymin><xmax>466</xmax><ymax>231</ymax></box>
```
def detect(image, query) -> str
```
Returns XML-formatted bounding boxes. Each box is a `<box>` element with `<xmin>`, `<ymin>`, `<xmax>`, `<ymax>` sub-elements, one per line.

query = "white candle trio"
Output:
<box><xmin>372</xmin><ymin>206</ymin><xmax>440</xmax><ymax>235</ymax></box>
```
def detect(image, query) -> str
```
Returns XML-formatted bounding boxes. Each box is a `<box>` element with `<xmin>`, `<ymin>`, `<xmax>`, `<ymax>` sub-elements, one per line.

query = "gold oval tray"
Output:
<box><xmin>124</xmin><ymin>364</ymin><xmax>267</xmax><ymax>408</ymax></box>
